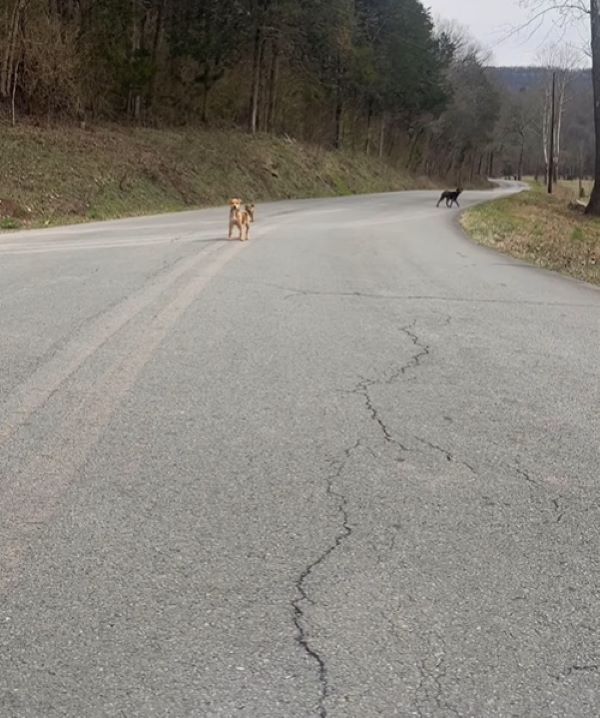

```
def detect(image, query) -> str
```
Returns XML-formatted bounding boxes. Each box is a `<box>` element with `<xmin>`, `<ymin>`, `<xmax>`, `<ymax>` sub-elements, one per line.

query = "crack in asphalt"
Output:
<box><xmin>415</xmin><ymin>437</ymin><xmax>477</xmax><ymax>474</ymax></box>
<box><xmin>353</xmin><ymin>375</ymin><xmax>409</xmax><ymax>455</ymax></box>
<box><xmin>292</xmin><ymin>321</ymin><xmax>478</xmax><ymax>715</ymax></box>
<box><xmin>552</xmin><ymin>497</ymin><xmax>566</xmax><ymax>523</ymax></box>
<box><xmin>349</xmin><ymin>322</ymin><xmax>430</xmax><ymax>459</ymax></box>
<box><xmin>347</xmin><ymin>323</ymin><xmax>477</xmax><ymax>477</ymax></box>
<box><xmin>397</xmin><ymin>323</ymin><xmax>431</xmax><ymax>378</ymax></box>
<box><xmin>415</xmin><ymin>646</ymin><xmax>462</xmax><ymax>718</ymax></box>
<box><xmin>271</xmin><ymin>284</ymin><xmax>600</xmax><ymax>309</ymax></box>
<box><xmin>565</xmin><ymin>664</ymin><xmax>599</xmax><ymax>675</ymax></box>
<box><xmin>554</xmin><ymin>664</ymin><xmax>599</xmax><ymax>681</ymax></box>
<box><xmin>292</xmin><ymin>441</ymin><xmax>358</xmax><ymax>717</ymax></box>
<box><xmin>513</xmin><ymin>462</ymin><xmax>568</xmax><ymax>524</ymax></box>
<box><xmin>515</xmin><ymin>465</ymin><xmax>543</xmax><ymax>490</ymax></box>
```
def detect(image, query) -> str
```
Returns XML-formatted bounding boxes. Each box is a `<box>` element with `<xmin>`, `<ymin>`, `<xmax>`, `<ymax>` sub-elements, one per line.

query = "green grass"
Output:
<box><xmin>0</xmin><ymin>218</ymin><xmax>21</xmax><ymax>230</ymax></box>
<box><xmin>462</xmin><ymin>180</ymin><xmax>600</xmax><ymax>285</ymax></box>
<box><xmin>0</xmin><ymin>124</ymin><xmax>447</xmax><ymax>229</ymax></box>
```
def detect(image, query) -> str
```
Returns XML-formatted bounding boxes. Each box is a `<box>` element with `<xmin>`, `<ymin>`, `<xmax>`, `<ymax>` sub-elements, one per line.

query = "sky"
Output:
<box><xmin>423</xmin><ymin>0</ymin><xmax>590</xmax><ymax>66</ymax></box>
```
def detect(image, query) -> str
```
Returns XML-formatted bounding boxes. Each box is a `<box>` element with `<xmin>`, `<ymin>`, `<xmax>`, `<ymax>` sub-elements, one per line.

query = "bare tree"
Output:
<box><xmin>435</xmin><ymin>18</ymin><xmax>492</xmax><ymax>66</ymax></box>
<box><xmin>521</xmin><ymin>1</ymin><xmax>600</xmax><ymax>214</ymax></box>
<box><xmin>1</xmin><ymin>0</ymin><xmax>30</xmax><ymax>100</ymax></box>
<box><xmin>537</xmin><ymin>45</ymin><xmax>580</xmax><ymax>183</ymax></box>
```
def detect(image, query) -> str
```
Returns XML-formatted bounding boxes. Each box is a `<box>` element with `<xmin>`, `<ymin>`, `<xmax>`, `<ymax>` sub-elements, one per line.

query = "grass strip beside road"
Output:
<box><xmin>462</xmin><ymin>180</ymin><xmax>600</xmax><ymax>286</ymax></box>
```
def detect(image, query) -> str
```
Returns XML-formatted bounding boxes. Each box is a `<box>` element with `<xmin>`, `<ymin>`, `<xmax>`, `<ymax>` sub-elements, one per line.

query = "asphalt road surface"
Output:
<box><xmin>1</xmin><ymin>184</ymin><xmax>599</xmax><ymax>718</ymax></box>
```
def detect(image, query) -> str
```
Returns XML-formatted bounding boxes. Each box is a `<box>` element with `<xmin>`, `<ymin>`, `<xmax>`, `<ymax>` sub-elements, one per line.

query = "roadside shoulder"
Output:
<box><xmin>461</xmin><ymin>181</ymin><xmax>600</xmax><ymax>286</ymax></box>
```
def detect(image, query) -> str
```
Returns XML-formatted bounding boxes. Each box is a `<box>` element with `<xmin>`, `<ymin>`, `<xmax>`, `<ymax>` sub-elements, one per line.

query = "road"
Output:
<box><xmin>0</xmin><ymin>185</ymin><xmax>599</xmax><ymax>717</ymax></box>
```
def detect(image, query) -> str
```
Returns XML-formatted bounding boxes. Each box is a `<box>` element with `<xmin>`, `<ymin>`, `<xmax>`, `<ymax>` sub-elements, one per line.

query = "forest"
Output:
<box><xmin>0</xmin><ymin>0</ymin><xmax>594</xmax><ymax>187</ymax></box>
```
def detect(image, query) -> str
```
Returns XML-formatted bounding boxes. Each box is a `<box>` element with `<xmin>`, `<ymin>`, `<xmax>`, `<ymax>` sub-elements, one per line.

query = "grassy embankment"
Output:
<box><xmin>462</xmin><ymin>179</ymin><xmax>600</xmax><ymax>286</ymax></box>
<box><xmin>0</xmin><ymin>124</ymin><xmax>454</xmax><ymax>230</ymax></box>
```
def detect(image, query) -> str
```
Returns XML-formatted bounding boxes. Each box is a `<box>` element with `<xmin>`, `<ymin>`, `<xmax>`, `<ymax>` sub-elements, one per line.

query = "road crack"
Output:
<box><xmin>353</xmin><ymin>375</ymin><xmax>409</xmax><ymax>455</ymax></box>
<box><xmin>414</xmin><ymin>644</ymin><xmax>462</xmax><ymax>718</ymax></box>
<box><xmin>260</xmin><ymin>283</ymin><xmax>600</xmax><ymax>309</ymax></box>
<box><xmin>349</xmin><ymin>321</ymin><xmax>430</xmax><ymax>458</ymax></box>
<box><xmin>553</xmin><ymin>664</ymin><xmax>599</xmax><ymax>681</ymax></box>
<box><xmin>513</xmin><ymin>460</ymin><xmax>568</xmax><ymax>524</ymax></box>
<box><xmin>292</xmin><ymin>441</ymin><xmax>358</xmax><ymax>717</ymax></box>
<box><xmin>415</xmin><ymin>437</ymin><xmax>477</xmax><ymax>474</ymax></box>
<box><xmin>397</xmin><ymin>323</ymin><xmax>431</xmax><ymax>377</ymax></box>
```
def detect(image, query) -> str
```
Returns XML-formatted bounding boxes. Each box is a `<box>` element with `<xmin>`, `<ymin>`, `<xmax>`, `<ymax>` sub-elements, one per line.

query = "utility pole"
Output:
<box><xmin>548</xmin><ymin>71</ymin><xmax>556</xmax><ymax>194</ymax></box>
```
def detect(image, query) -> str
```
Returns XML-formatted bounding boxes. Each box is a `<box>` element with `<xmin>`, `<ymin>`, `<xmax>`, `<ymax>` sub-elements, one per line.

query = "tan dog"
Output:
<box><xmin>228</xmin><ymin>198</ymin><xmax>253</xmax><ymax>241</ymax></box>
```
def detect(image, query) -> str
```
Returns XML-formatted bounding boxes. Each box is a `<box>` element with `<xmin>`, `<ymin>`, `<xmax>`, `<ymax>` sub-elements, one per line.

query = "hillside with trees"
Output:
<box><xmin>0</xmin><ymin>0</ymin><xmax>596</xmax><ymax>226</ymax></box>
<box><xmin>0</xmin><ymin>1</ymin><xmax>498</xmax><ymax>174</ymax></box>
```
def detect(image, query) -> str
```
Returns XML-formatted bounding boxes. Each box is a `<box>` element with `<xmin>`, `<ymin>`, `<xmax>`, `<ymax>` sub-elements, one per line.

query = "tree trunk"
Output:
<box><xmin>1</xmin><ymin>0</ymin><xmax>26</xmax><ymax>99</ymax></box>
<box><xmin>257</xmin><ymin>35</ymin><xmax>269</xmax><ymax>132</ymax></box>
<box><xmin>388</xmin><ymin>128</ymin><xmax>398</xmax><ymax>160</ymax></box>
<box><xmin>554</xmin><ymin>71</ymin><xmax>567</xmax><ymax>183</ymax></box>
<box><xmin>548</xmin><ymin>71</ymin><xmax>556</xmax><ymax>193</ymax></box>
<box><xmin>417</xmin><ymin>131</ymin><xmax>431</xmax><ymax>174</ymax></box>
<box><xmin>406</xmin><ymin>127</ymin><xmax>423</xmax><ymax>170</ymax></box>
<box><xmin>11</xmin><ymin>58</ymin><xmax>19</xmax><ymax>126</ymax></box>
<box><xmin>266</xmin><ymin>37</ymin><xmax>280</xmax><ymax>133</ymax></box>
<box><xmin>578</xmin><ymin>142</ymin><xmax>586</xmax><ymax>196</ymax></box>
<box><xmin>587</xmin><ymin>1</ymin><xmax>600</xmax><ymax>215</ymax></box>
<box><xmin>128</xmin><ymin>0</ymin><xmax>144</xmax><ymax>121</ymax></box>
<box><xmin>445</xmin><ymin>154</ymin><xmax>454</xmax><ymax>177</ymax></box>
<box><xmin>365</xmin><ymin>98</ymin><xmax>374</xmax><ymax>154</ymax></box>
<box><xmin>148</xmin><ymin>0</ymin><xmax>165</xmax><ymax>112</ymax></box>
<box><xmin>334</xmin><ymin>56</ymin><xmax>343</xmax><ymax>150</ymax></box>
<box><xmin>249</xmin><ymin>26</ymin><xmax>263</xmax><ymax>134</ymax></box>
<box><xmin>378</xmin><ymin>114</ymin><xmax>386</xmax><ymax>159</ymax></box>
<box><xmin>517</xmin><ymin>137</ymin><xmax>525</xmax><ymax>181</ymax></box>
<box><xmin>542</xmin><ymin>81</ymin><xmax>551</xmax><ymax>184</ymax></box>
<box><xmin>334</xmin><ymin>97</ymin><xmax>343</xmax><ymax>149</ymax></box>
<box><xmin>201</xmin><ymin>80</ymin><xmax>210</xmax><ymax>124</ymax></box>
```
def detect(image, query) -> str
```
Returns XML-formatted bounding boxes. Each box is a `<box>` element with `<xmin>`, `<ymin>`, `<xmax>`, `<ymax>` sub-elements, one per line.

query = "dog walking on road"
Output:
<box><xmin>436</xmin><ymin>188</ymin><xmax>462</xmax><ymax>208</ymax></box>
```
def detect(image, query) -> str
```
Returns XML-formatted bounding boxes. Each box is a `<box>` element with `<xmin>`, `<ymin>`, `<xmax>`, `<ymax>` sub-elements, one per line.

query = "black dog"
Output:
<box><xmin>436</xmin><ymin>188</ymin><xmax>462</xmax><ymax>208</ymax></box>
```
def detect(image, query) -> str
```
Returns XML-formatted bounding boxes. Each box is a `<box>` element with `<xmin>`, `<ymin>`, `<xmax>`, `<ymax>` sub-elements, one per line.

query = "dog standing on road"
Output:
<box><xmin>436</xmin><ymin>188</ymin><xmax>462</xmax><ymax>208</ymax></box>
<box><xmin>228</xmin><ymin>198</ymin><xmax>253</xmax><ymax>241</ymax></box>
